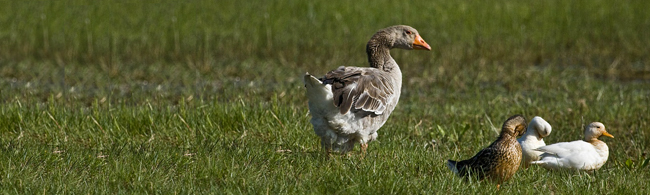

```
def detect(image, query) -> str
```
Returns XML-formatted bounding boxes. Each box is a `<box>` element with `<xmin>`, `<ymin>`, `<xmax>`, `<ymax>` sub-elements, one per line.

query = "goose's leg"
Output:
<box><xmin>321</xmin><ymin>139</ymin><xmax>332</xmax><ymax>159</ymax></box>
<box><xmin>361</xmin><ymin>143</ymin><xmax>368</xmax><ymax>155</ymax></box>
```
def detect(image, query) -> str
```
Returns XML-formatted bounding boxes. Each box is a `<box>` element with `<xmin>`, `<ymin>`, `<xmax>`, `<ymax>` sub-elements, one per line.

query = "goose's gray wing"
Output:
<box><xmin>321</xmin><ymin>66</ymin><xmax>395</xmax><ymax>115</ymax></box>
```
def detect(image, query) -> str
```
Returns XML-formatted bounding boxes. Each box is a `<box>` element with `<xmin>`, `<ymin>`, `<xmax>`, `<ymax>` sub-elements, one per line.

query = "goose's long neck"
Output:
<box><xmin>366</xmin><ymin>35</ymin><xmax>397</xmax><ymax>72</ymax></box>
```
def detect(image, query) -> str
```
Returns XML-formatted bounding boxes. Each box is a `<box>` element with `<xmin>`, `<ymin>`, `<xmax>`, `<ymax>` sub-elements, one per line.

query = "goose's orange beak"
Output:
<box><xmin>602</xmin><ymin>131</ymin><xmax>614</xmax><ymax>138</ymax></box>
<box><xmin>413</xmin><ymin>34</ymin><xmax>431</xmax><ymax>50</ymax></box>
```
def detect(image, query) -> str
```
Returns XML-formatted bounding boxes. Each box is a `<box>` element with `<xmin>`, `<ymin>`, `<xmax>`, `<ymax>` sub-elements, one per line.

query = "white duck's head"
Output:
<box><xmin>526</xmin><ymin>116</ymin><xmax>552</xmax><ymax>139</ymax></box>
<box><xmin>584</xmin><ymin>122</ymin><xmax>614</xmax><ymax>141</ymax></box>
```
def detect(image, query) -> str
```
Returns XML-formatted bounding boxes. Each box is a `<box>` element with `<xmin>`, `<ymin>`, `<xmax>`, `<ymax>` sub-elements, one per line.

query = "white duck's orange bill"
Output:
<box><xmin>602</xmin><ymin>131</ymin><xmax>614</xmax><ymax>138</ymax></box>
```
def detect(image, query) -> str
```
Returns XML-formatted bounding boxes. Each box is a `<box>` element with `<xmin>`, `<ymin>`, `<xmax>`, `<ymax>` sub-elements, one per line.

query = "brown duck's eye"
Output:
<box><xmin>405</xmin><ymin>30</ymin><xmax>412</xmax><ymax>35</ymax></box>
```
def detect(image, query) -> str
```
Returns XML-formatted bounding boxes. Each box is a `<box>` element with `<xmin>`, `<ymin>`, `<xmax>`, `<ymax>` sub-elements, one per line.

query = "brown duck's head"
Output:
<box><xmin>501</xmin><ymin>115</ymin><xmax>527</xmax><ymax>137</ymax></box>
<box><xmin>584</xmin><ymin>122</ymin><xmax>614</xmax><ymax>141</ymax></box>
<box><xmin>372</xmin><ymin>25</ymin><xmax>431</xmax><ymax>51</ymax></box>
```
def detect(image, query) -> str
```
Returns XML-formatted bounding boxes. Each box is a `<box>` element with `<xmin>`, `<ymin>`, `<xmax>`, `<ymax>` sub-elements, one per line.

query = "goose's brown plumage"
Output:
<box><xmin>304</xmin><ymin>25</ymin><xmax>430</xmax><ymax>154</ymax></box>
<box><xmin>323</xmin><ymin>67</ymin><xmax>395</xmax><ymax>115</ymax></box>
<box><xmin>447</xmin><ymin>115</ymin><xmax>527</xmax><ymax>188</ymax></box>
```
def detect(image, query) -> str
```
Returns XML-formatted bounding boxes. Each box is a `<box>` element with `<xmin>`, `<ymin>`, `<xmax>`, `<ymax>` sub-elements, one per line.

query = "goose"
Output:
<box><xmin>447</xmin><ymin>115</ymin><xmax>527</xmax><ymax>189</ymax></box>
<box><xmin>517</xmin><ymin>116</ymin><xmax>552</xmax><ymax>167</ymax></box>
<box><xmin>531</xmin><ymin>122</ymin><xmax>614</xmax><ymax>171</ymax></box>
<box><xmin>303</xmin><ymin>25</ymin><xmax>431</xmax><ymax>154</ymax></box>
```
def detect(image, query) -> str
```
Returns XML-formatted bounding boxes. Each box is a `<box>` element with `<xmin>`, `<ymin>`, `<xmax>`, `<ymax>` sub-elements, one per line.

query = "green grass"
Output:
<box><xmin>1</xmin><ymin>0</ymin><xmax>650</xmax><ymax>194</ymax></box>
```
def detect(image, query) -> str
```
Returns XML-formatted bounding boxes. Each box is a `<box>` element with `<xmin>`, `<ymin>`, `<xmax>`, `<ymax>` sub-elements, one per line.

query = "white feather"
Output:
<box><xmin>303</xmin><ymin>73</ymin><xmax>384</xmax><ymax>153</ymax></box>
<box><xmin>530</xmin><ymin>122</ymin><xmax>612</xmax><ymax>171</ymax></box>
<box><xmin>517</xmin><ymin>116</ymin><xmax>552</xmax><ymax>166</ymax></box>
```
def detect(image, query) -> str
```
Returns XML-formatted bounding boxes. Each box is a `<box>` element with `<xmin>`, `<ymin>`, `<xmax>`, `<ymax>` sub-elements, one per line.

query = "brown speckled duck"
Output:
<box><xmin>447</xmin><ymin>115</ymin><xmax>527</xmax><ymax>189</ymax></box>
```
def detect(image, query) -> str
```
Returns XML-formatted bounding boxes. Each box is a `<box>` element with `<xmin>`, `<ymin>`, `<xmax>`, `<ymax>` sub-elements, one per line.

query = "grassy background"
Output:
<box><xmin>1</xmin><ymin>0</ymin><xmax>649</xmax><ymax>193</ymax></box>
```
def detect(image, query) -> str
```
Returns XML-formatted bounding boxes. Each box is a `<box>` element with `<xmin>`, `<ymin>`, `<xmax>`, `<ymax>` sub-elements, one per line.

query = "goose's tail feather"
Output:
<box><xmin>303</xmin><ymin>73</ymin><xmax>333</xmax><ymax>107</ymax></box>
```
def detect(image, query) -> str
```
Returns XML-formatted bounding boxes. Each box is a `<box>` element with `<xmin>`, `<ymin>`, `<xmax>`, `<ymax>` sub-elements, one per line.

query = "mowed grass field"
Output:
<box><xmin>1</xmin><ymin>0</ymin><xmax>650</xmax><ymax>193</ymax></box>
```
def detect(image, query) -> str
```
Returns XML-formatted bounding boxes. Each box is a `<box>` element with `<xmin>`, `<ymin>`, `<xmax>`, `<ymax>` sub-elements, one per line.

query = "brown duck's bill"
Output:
<box><xmin>413</xmin><ymin>34</ymin><xmax>431</xmax><ymax>50</ymax></box>
<box><xmin>602</xmin><ymin>131</ymin><xmax>614</xmax><ymax>138</ymax></box>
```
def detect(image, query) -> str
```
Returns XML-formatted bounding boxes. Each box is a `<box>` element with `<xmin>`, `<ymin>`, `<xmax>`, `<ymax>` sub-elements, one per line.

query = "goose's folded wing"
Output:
<box><xmin>322</xmin><ymin>66</ymin><xmax>395</xmax><ymax>115</ymax></box>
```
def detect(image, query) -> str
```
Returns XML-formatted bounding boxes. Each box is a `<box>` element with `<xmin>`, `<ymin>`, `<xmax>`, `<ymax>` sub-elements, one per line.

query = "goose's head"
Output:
<box><xmin>527</xmin><ymin>116</ymin><xmax>552</xmax><ymax>138</ymax></box>
<box><xmin>502</xmin><ymin>115</ymin><xmax>527</xmax><ymax>137</ymax></box>
<box><xmin>373</xmin><ymin>25</ymin><xmax>431</xmax><ymax>51</ymax></box>
<box><xmin>584</xmin><ymin>122</ymin><xmax>614</xmax><ymax>141</ymax></box>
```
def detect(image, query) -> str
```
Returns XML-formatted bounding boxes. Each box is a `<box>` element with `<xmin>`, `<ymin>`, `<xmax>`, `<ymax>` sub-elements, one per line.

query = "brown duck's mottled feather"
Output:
<box><xmin>452</xmin><ymin>138</ymin><xmax>522</xmax><ymax>183</ymax></box>
<box><xmin>322</xmin><ymin>66</ymin><xmax>395</xmax><ymax>115</ymax></box>
<box><xmin>448</xmin><ymin>115</ymin><xmax>527</xmax><ymax>184</ymax></box>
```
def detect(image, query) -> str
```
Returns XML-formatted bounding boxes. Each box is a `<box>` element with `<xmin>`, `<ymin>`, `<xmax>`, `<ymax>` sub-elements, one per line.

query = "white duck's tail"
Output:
<box><xmin>529</xmin><ymin>160</ymin><xmax>544</xmax><ymax>165</ymax></box>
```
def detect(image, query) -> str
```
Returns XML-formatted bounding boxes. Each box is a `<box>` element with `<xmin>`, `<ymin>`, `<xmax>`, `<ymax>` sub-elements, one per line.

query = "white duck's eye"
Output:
<box><xmin>405</xmin><ymin>30</ymin><xmax>412</xmax><ymax>35</ymax></box>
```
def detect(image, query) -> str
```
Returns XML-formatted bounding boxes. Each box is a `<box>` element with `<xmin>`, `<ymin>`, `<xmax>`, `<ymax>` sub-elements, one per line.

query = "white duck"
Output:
<box><xmin>531</xmin><ymin>122</ymin><xmax>614</xmax><ymax>171</ymax></box>
<box><xmin>517</xmin><ymin>116</ymin><xmax>552</xmax><ymax>167</ymax></box>
<box><xmin>303</xmin><ymin>25</ymin><xmax>431</xmax><ymax>154</ymax></box>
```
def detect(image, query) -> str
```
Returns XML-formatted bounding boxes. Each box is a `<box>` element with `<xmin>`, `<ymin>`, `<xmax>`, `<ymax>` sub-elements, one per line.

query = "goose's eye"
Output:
<box><xmin>405</xmin><ymin>30</ymin><xmax>412</xmax><ymax>35</ymax></box>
